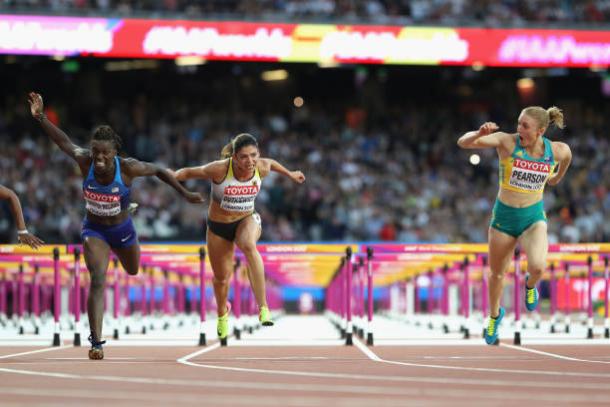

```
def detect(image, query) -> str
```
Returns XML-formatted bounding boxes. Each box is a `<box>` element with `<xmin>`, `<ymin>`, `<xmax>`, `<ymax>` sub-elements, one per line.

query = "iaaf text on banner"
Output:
<box><xmin>1</xmin><ymin>15</ymin><xmax>609</xmax><ymax>67</ymax></box>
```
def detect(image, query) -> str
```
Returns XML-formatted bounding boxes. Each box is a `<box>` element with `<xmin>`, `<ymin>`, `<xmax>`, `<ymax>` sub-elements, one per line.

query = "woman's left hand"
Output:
<box><xmin>547</xmin><ymin>175</ymin><xmax>561</xmax><ymax>186</ymax></box>
<box><xmin>289</xmin><ymin>171</ymin><xmax>306</xmax><ymax>184</ymax></box>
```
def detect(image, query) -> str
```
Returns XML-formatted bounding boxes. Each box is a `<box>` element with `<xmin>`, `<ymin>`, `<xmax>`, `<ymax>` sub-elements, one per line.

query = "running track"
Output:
<box><xmin>1</xmin><ymin>316</ymin><xmax>610</xmax><ymax>406</ymax></box>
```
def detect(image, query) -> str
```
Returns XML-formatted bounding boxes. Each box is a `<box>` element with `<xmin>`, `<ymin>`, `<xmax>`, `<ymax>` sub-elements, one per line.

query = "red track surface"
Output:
<box><xmin>1</xmin><ymin>340</ymin><xmax>610</xmax><ymax>406</ymax></box>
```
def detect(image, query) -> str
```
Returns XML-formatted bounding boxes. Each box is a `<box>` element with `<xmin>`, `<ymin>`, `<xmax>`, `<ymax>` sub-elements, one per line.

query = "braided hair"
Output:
<box><xmin>92</xmin><ymin>125</ymin><xmax>122</xmax><ymax>151</ymax></box>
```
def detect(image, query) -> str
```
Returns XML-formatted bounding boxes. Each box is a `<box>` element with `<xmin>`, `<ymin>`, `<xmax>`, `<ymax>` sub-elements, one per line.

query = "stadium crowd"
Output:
<box><xmin>0</xmin><ymin>63</ymin><xmax>607</xmax><ymax>245</ymax></box>
<box><xmin>1</xmin><ymin>0</ymin><xmax>610</xmax><ymax>25</ymax></box>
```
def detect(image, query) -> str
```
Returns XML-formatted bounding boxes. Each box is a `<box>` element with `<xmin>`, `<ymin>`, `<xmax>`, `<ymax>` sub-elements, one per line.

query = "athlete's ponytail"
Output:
<box><xmin>220</xmin><ymin>133</ymin><xmax>258</xmax><ymax>159</ymax></box>
<box><xmin>220</xmin><ymin>143</ymin><xmax>233</xmax><ymax>159</ymax></box>
<box><xmin>547</xmin><ymin>106</ymin><xmax>565</xmax><ymax>129</ymax></box>
<box><xmin>522</xmin><ymin>106</ymin><xmax>565</xmax><ymax>131</ymax></box>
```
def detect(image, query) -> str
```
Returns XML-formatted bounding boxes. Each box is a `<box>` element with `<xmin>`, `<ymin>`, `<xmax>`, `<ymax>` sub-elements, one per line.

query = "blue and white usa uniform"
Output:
<box><xmin>81</xmin><ymin>157</ymin><xmax>137</xmax><ymax>248</ymax></box>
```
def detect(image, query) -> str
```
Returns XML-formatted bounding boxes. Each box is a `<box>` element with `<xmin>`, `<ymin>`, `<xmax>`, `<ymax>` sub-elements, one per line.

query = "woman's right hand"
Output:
<box><xmin>28</xmin><ymin>92</ymin><xmax>44</xmax><ymax>118</ymax></box>
<box><xmin>477</xmin><ymin>122</ymin><xmax>499</xmax><ymax>136</ymax></box>
<box><xmin>18</xmin><ymin>232</ymin><xmax>44</xmax><ymax>250</ymax></box>
<box><xmin>183</xmin><ymin>191</ymin><xmax>205</xmax><ymax>204</ymax></box>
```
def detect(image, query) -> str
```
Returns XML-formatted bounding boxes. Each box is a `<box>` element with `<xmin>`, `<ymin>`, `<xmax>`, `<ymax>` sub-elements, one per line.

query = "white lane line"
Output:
<box><xmin>0</xmin><ymin>368</ymin><xmax>79</xmax><ymax>380</ymax></box>
<box><xmin>353</xmin><ymin>339</ymin><xmax>381</xmax><ymax>361</ymax></box>
<box><xmin>228</xmin><ymin>340</ymin><xmax>345</xmax><ymax>347</ymax></box>
<box><xmin>45</xmin><ymin>357</ymin><xmax>141</xmax><ymax>360</ymax></box>
<box><xmin>176</xmin><ymin>342</ymin><xmax>221</xmax><ymax>365</ymax></box>
<box><xmin>232</xmin><ymin>357</ymin><xmax>330</xmax><ymax>361</ymax></box>
<box><xmin>3</xmin><ymin>346</ymin><xmax>610</xmax><ymax>397</ymax></box>
<box><xmin>0</xmin><ymin>385</ymin><xmax>408</xmax><ymax>407</ymax></box>
<box><xmin>177</xmin><ymin>344</ymin><xmax>610</xmax><ymax>382</ymax></box>
<box><xmin>2</xmin><ymin>361</ymin><xmax>161</xmax><ymax>366</ymax></box>
<box><xmin>0</xmin><ymin>346</ymin><xmax>72</xmax><ymax>359</ymax></box>
<box><xmin>372</xmin><ymin>338</ymin><xmax>610</xmax><ymax>346</ymax></box>
<box><xmin>1</xmin><ymin>367</ymin><xmax>609</xmax><ymax>403</ymax></box>
<box><xmin>501</xmin><ymin>344</ymin><xmax>610</xmax><ymax>364</ymax></box>
<box><xmin>351</xmin><ymin>336</ymin><xmax>610</xmax><ymax>379</ymax></box>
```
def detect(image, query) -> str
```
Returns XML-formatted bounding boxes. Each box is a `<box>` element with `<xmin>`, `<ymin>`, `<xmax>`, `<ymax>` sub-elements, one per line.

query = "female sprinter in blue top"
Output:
<box><xmin>29</xmin><ymin>92</ymin><xmax>204</xmax><ymax>359</ymax></box>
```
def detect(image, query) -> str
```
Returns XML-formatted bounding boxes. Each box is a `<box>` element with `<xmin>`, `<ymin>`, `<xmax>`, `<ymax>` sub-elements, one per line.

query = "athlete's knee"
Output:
<box><xmin>213</xmin><ymin>274</ymin><xmax>231</xmax><ymax>286</ymax></box>
<box><xmin>237</xmin><ymin>240</ymin><xmax>258</xmax><ymax>255</ymax></box>
<box><xmin>89</xmin><ymin>271</ymin><xmax>106</xmax><ymax>292</ymax></box>
<box><xmin>528</xmin><ymin>263</ymin><xmax>545</xmax><ymax>278</ymax></box>
<box><xmin>489</xmin><ymin>269</ymin><xmax>506</xmax><ymax>281</ymax></box>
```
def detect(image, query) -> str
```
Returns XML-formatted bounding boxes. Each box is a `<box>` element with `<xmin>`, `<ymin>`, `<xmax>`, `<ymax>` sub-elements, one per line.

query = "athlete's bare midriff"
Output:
<box><xmin>497</xmin><ymin>188</ymin><xmax>544</xmax><ymax>208</ymax></box>
<box><xmin>207</xmin><ymin>200</ymin><xmax>253</xmax><ymax>223</ymax></box>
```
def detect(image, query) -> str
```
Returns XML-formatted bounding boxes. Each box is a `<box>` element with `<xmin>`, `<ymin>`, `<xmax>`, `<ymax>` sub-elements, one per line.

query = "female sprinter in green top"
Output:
<box><xmin>458</xmin><ymin>106</ymin><xmax>572</xmax><ymax>344</ymax></box>
<box><xmin>172</xmin><ymin>134</ymin><xmax>305</xmax><ymax>344</ymax></box>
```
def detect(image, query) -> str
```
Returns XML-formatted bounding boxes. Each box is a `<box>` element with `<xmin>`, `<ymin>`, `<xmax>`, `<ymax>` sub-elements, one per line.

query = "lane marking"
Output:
<box><xmin>227</xmin><ymin>340</ymin><xmax>345</xmax><ymax>347</ymax></box>
<box><xmin>177</xmin><ymin>343</ymin><xmax>610</xmax><ymax>382</ymax></box>
<box><xmin>501</xmin><ymin>344</ymin><xmax>610</xmax><ymax>364</ymax></box>
<box><xmin>0</xmin><ymin>368</ymin><xmax>609</xmax><ymax>403</ymax></box>
<box><xmin>231</xmin><ymin>357</ymin><xmax>330</xmax><ymax>361</ymax></box>
<box><xmin>351</xmin><ymin>336</ymin><xmax>610</xmax><ymax>379</ymax></box>
<box><xmin>372</xmin><ymin>338</ymin><xmax>610</xmax><ymax>346</ymax></box>
<box><xmin>45</xmin><ymin>357</ymin><xmax>141</xmax><ymax>360</ymax></box>
<box><xmin>176</xmin><ymin>342</ymin><xmax>221</xmax><ymax>365</ymax></box>
<box><xmin>0</xmin><ymin>386</ymin><xmax>412</xmax><ymax>406</ymax></box>
<box><xmin>0</xmin><ymin>346</ymin><xmax>72</xmax><ymax>360</ymax></box>
<box><xmin>0</xmin><ymin>340</ymin><xmax>609</xmax><ymax>405</ymax></box>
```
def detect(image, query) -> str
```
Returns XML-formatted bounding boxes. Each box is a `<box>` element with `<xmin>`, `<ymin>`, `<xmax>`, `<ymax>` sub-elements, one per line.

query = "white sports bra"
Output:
<box><xmin>211</xmin><ymin>158</ymin><xmax>262</xmax><ymax>213</ymax></box>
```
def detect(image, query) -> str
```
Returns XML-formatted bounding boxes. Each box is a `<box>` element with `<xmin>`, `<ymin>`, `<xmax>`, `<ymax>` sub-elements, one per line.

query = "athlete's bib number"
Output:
<box><xmin>84</xmin><ymin>190</ymin><xmax>122</xmax><ymax>216</ymax></box>
<box><xmin>508</xmin><ymin>159</ymin><xmax>551</xmax><ymax>192</ymax></box>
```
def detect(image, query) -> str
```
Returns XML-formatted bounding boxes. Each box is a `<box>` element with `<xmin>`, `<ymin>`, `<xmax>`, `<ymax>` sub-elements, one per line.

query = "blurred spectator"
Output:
<box><xmin>2</xmin><ymin>0</ymin><xmax>610</xmax><ymax>25</ymax></box>
<box><xmin>0</xmin><ymin>61</ymin><xmax>608</xmax><ymax>244</ymax></box>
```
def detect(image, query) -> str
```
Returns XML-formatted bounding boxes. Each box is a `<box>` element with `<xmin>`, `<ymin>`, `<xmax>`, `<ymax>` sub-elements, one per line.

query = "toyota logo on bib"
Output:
<box><xmin>224</xmin><ymin>185</ymin><xmax>259</xmax><ymax>196</ymax></box>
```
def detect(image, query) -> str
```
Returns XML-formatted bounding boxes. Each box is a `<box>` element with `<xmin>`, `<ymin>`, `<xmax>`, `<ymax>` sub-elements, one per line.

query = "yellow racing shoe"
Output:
<box><xmin>217</xmin><ymin>302</ymin><xmax>231</xmax><ymax>346</ymax></box>
<box><xmin>259</xmin><ymin>305</ymin><xmax>274</xmax><ymax>326</ymax></box>
<box><xmin>525</xmin><ymin>275</ymin><xmax>539</xmax><ymax>312</ymax></box>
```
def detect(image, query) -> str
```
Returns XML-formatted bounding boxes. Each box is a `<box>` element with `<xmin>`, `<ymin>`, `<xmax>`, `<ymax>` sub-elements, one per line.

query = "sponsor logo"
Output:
<box><xmin>112</xmin><ymin>187</ymin><xmax>119</xmax><ymax>193</ymax></box>
<box><xmin>224</xmin><ymin>185</ymin><xmax>259</xmax><ymax>196</ymax></box>
<box><xmin>143</xmin><ymin>26</ymin><xmax>292</xmax><ymax>59</ymax></box>
<box><xmin>87</xmin><ymin>185</ymin><xmax>98</xmax><ymax>190</ymax></box>
<box><xmin>499</xmin><ymin>34</ymin><xmax>610</xmax><ymax>66</ymax></box>
<box><xmin>121</xmin><ymin>234</ymin><xmax>132</xmax><ymax>242</ymax></box>
<box><xmin>513</xmin><ymin>159</ymin><xmax>551</xmax><ymax>173</ymax></box>
<box><xmin>0</xmin><ymin>17</ymin><xmax>114</xmax><ymax>55</ymax></box>
<box><xmin>265</xmin><ymin>246</ymin><xmax>308</xmax><ymax>253</ymax></box>
<box><xmin>557</xmin><ymin>244</ymin><xmax>601</xmax><ymax>253</ymax></box>
<box><xmin>84</xmin><ymin>189</ymin><xmax>121</xmax><ymax>202</ymax></box>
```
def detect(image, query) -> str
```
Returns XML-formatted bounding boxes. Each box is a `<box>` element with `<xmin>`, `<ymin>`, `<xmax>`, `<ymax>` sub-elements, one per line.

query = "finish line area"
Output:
<box><xmin>1</xmin><ymin>243</ymin><xmax>610</xmax><ymax>405</ymax></box>
<box><xmin>2</xmin><ymin>316</ymin><xmax>610</xmax><ymax>406</ymax></box>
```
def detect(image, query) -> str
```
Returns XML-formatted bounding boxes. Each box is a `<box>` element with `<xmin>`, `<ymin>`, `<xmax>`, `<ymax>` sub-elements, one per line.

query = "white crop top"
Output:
<box><xmin>211</xmin><ymin>158</ymin><xmax>262</xmax><ymax>213</ymax></box>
